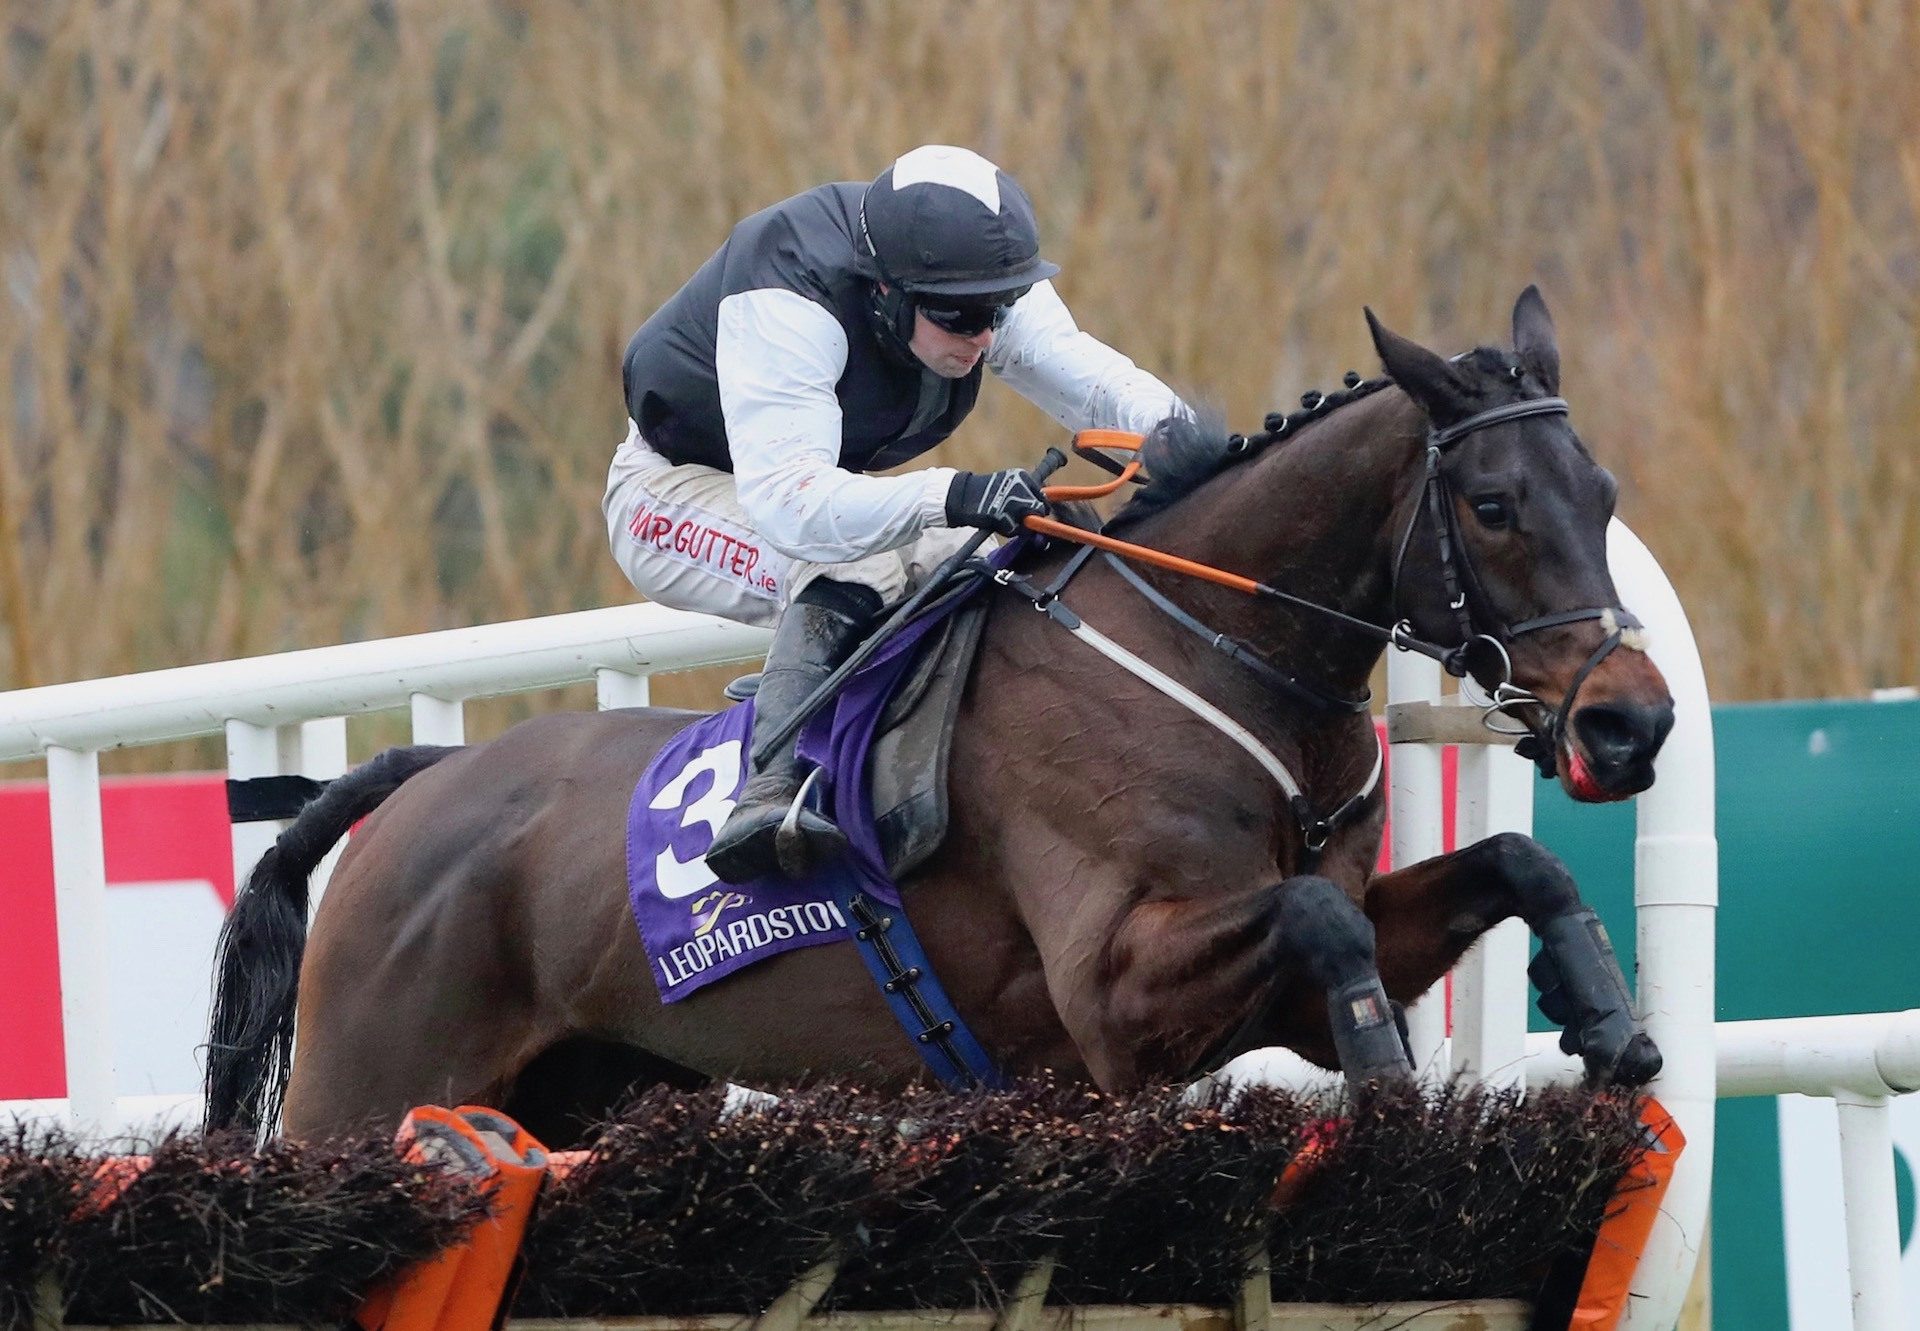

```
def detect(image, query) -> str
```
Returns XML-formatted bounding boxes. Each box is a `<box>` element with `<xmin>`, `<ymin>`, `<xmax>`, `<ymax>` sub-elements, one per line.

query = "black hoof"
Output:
<box><xmin>1565</xmin><ymin>1015</ymin><xmax>1663</xmax><ymax>1088</ymax></box>
<box><xmin>1613</xmin><ymin>1032</ymin><xmax>1664</xmax><ymax>1087</ymax></box>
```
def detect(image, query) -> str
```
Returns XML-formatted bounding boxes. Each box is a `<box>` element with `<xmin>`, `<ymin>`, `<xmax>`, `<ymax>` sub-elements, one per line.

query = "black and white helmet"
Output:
<box><xmin>859</xmin><ymin>145</ymin><xmax>1060</xmax><ymax>297</ymax></box>
<box><xmin>858</xmin><ymin>146</ymin><xmax>1059</xmax><ymax>359</ymax></box>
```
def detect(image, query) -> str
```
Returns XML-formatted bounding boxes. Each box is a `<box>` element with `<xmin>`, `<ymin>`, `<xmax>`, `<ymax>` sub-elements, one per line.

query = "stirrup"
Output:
<box><xmin>773</xmin><ymin>769</ymin><xmax>845</xmax><ymax>877</ymax></box>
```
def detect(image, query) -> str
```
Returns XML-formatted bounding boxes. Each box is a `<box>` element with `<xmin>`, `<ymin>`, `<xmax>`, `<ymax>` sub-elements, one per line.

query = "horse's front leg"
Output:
<box><xmin>1365</xmin><ymin>831</ymin><xmax>1662</xmax><ymax>1086</ymax></box>
<box><xmin>1098</xmin><ymin>875</ymin><xmax>1414</xmax><ymax>1088</ymax></box>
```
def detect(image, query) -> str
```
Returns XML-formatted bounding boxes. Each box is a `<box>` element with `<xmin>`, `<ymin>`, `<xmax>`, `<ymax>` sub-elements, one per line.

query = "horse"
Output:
<box><xmin>206</xmin><ymin>287</ymin><xmax>1673</xmax><ymax>1146</ymax></box>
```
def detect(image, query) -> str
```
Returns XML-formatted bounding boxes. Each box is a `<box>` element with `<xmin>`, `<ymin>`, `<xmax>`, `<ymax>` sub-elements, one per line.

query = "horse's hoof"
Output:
<box><xmin>1612</xmin><ymin>1032</ymin><xmax>1663</xmax><ymax>1087</ymax></box>
<box><xmin>1573</xmin><ymin>1017</ymin><xmax>1663</xmax><ymax>1088</ymax></box>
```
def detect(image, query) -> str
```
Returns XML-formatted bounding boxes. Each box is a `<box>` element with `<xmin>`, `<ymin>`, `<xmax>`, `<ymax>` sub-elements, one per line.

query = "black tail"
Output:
<box><xmin>203</xmin><ymin>744</ymin><xmax>459</xmax><ymax>1137</ymax></box>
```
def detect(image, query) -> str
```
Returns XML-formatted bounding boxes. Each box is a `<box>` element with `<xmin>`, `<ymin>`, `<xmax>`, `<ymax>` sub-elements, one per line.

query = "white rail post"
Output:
<box><xmin>1834</xmin><ymin>1092</ymin><xmax>1902</xmax><ymax>1331</ymax></box>
<box><xmin>1449</xmin><ymin>739</ymin><xmax>1533</xmax><ymax>1090</ymax></box>
<box><xmin>1611</xmin><ymin>520</ymin><xmax>1717</xmax><ymax>1331</ymax></box>
<box><xmin>46</xmin><ymin>744</ymin><xmax>114</xmax><ymax>1127</ymax></box>
<box><xmin>409</xmin><ymin>693</ymin><xmax>465</xmax><ymax>745</ymax></box>
<box><xmin>1387</xmin><ymin>650</ymin><xmax>1448</xmax><ymax>1077</ymax></box>
<box><xmin>596</xmin><ymin>667</ymin><xmax>650</xmax><ymax>710</ymax></box>
<box><xmin>299</xmin><ymin>717</ymin><xmax>350</xmax><ymax>911</ymax></box>
<box><xmin>225</xmin><ymin>720</ymin><xmax>300</xmax><ymax>897</ymax></box>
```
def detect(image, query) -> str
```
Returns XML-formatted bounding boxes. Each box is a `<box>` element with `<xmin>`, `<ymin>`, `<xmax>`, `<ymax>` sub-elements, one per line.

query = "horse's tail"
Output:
<box><xmin>203</xmin><ymin>744</ymin><xmax>459</xmax><ymax>1137</ymax></box>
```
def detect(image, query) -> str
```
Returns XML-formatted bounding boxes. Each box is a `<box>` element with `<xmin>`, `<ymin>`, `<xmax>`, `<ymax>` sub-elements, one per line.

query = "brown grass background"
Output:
<box><xmin>2</xmin><ymin>0</ymin><xmax>1916</xmax><ymax>741</ymax></box>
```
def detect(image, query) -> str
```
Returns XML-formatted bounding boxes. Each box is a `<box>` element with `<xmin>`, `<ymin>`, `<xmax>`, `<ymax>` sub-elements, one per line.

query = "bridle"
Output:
<box><xmin>1387</xmin><ymin>395</ymin><xmax>1644</xmax><ymax>778</ymax></box>
<box><xmin>1023</xmin><ymin>392</ymin><xmax>1645</xmax><ymax>783</ymax></box>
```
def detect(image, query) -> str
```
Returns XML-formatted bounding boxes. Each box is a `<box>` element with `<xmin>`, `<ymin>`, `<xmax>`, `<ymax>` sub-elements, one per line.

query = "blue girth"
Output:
<box><xmin>794</xmin><ymin>560</ymin><xmax>1016</xmax><ymax>1090</ymax></box>
<box><xmin>833</xmin><ymin>882</ymin><xmax>1006</xmax><ymax>1089</ymax></box>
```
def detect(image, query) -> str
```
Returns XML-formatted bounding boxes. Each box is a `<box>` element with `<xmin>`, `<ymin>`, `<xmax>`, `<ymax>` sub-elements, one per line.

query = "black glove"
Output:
<box><xmin>945</xmin><ymin>468</ymin><xmax>1050</xmax><ymax>536</ymax></box>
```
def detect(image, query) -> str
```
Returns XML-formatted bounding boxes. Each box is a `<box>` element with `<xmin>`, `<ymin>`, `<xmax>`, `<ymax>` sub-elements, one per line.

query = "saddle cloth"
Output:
<box><xmin>626</xmin><ymin>587</ymin><xmax>990</xmax><ymax>1003</ymax></box>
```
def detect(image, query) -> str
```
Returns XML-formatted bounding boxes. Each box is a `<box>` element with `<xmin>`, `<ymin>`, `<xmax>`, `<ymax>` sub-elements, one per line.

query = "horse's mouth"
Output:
<box><xmin>1553</xmin><ymin>693</ymin><xmax>1674</xmax><ymax>803</ymax></box>
<box><xmin>1561</xmin><ymin>738</ymin><xmax>1658</xmax><ymax>803</ymax></box>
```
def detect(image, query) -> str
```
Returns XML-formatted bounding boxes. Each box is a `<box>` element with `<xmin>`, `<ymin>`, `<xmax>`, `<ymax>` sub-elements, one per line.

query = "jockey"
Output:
<box><xmin>606</xmin><ymin>145</ymin><xmax>1188</xmax><ymax>883</ymax></box>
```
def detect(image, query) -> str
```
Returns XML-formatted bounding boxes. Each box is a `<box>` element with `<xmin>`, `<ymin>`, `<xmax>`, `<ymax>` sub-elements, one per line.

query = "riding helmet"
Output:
<box><xmin>858</xmin><ymin>145</ymin><xmax>1061</xmax><ymax>360</ymax></box>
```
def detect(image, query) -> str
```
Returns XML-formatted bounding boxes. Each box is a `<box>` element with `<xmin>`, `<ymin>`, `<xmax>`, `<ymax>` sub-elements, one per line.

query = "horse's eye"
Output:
<box><xmin>1472</xmin><ymin>497</ymin><xmax>1512</xmax><ymax>529</ymax></box>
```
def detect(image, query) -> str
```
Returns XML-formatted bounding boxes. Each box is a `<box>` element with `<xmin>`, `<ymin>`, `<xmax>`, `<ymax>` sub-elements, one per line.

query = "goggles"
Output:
<box><xmin>915</xmin><ymin>288</ymin><xmax>1030</xmax><ymax>337</ymax></box>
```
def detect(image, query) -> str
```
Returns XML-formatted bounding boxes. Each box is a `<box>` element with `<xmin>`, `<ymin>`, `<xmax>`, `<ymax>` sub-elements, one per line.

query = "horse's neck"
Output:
<box><xmin>1133</xmin><ymin>393</ymin><xmax>1424</xmax><ymax>699</ymax></box>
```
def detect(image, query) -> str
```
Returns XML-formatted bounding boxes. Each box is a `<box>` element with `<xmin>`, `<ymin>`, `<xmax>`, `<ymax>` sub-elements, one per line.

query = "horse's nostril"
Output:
<box><xmin>1650</xmin><ymin>700</ymin><xmax>1676</xmax><ymax>748</ymax></box>
<box><xmin>1573</xmin><ymin>702</ymin><xmax>1669</xmax><ymax>766</ymax></box>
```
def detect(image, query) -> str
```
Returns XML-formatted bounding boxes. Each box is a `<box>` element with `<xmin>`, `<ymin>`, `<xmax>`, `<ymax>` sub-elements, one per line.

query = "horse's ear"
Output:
<box><xmin>1366</xmin><ymin>307</ymin><xmax>1469</xmax><ymax>422</ymax></box>
<box><xmin>1512</xmin><ymin>284</ymin><xmax>1560</xmax><ymax>392</ymax></box>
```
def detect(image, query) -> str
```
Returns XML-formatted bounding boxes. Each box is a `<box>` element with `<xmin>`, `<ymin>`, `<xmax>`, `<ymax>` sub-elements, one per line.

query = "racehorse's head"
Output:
<box><xmin>1367</xmin><ymin>287</ymin><xmax>1674</xmax><ymax>801</ymax></box>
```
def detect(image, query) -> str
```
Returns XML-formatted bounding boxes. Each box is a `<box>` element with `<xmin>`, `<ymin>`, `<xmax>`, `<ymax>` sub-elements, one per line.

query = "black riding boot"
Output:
<box><xmin>704</xmin><ymin>580</ymin><xmax>879</xmax><ymax>884</ymax></box>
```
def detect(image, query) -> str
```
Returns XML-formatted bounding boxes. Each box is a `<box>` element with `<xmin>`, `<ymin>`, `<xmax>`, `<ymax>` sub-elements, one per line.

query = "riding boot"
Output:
<box><xmin>704</xmin><ymin>580</ymin><xmax>880</xmax><ymax>884</ymax></box>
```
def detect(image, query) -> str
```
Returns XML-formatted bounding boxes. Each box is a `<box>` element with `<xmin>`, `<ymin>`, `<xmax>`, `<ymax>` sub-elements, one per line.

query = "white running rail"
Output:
<box><xmin>0</xmin><ymin>603</ymin><xmax>771</xmax><ymax>1132</ymax></box>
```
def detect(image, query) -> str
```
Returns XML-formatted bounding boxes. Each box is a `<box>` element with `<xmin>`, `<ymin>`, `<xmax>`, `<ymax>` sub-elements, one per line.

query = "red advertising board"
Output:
<box><xmin>0</xmin><ymin>776</ymin><xmax>235</xmax><ymax>1099</ymax></box>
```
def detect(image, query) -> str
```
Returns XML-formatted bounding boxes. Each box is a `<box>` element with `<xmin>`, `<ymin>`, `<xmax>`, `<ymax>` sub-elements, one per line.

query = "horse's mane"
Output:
<box><xmin>1108</xmin><ymin>374</ymin><xmax>1394</xmax><ymax>532</ymax></box>
<box><xmin>1109</xmin><ymin>345</ymin><xmax>1531</xmax><ymax>531</ymax></box>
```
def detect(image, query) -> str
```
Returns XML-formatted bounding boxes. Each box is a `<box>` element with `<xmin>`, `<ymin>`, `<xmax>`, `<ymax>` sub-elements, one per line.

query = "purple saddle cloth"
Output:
<box><xmin>626</xmin><ymin>579</ymin><xmax>983</xmax><ymax>1003</ymax></box>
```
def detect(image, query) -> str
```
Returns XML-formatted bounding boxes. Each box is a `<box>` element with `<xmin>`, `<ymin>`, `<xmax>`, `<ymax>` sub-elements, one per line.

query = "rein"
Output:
<box><xmin>1025</xmin><ymin>396</ymin><xmax>1643</xmax><ymax>783</ymax></box>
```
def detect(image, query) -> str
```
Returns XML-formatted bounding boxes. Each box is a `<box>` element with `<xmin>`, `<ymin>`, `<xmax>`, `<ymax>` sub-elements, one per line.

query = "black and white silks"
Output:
<box><xmin>621</xmin><ymin>182</ymin><xmax>1184</xmax><ymax>567</ymax></box>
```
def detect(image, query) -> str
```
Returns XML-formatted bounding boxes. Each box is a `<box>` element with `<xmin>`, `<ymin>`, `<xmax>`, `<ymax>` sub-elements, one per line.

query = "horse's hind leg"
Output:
<box><xmin>502</xmin><ymin>1037</ymin><xmax>710</xmax><ymax>1148</ymax></box>
<box><xmin>1364</xmin><ymin>831</ymin><xmax>1661</xmax><ymax>1086</ymax></box>
<box><xmin>280</xmin><ymin>977</ymin><xmax>544</xmax><ymax>1141</ymax></box>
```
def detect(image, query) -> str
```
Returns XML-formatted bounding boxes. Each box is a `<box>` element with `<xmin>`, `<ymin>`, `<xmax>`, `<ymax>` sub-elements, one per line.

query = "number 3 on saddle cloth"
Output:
<box><xmin>626</xmin><ymin>570</ymin><xmax>1005</xmax><ymax>1089</ymax></box>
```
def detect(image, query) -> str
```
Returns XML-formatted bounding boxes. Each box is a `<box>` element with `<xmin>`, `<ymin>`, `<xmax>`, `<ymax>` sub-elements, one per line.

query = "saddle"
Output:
<box><xmin>725</xmin><ymin>594</ymin><xmax>992</xmax><ymax>880</ymax></box>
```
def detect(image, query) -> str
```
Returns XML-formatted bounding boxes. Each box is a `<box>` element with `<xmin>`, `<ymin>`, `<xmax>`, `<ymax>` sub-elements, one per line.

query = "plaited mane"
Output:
<box><xmin>1110</xmin><ymin>372</ymin><xmax>1392</xmax><ymax>531</ymax></box>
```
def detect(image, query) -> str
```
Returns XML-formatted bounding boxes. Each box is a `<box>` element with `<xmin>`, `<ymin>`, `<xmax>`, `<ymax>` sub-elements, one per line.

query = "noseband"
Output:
<box><xmin>1390</xmin><ymin>396</ymin><xmax>1643</xmax><ymax>778</ymax></box>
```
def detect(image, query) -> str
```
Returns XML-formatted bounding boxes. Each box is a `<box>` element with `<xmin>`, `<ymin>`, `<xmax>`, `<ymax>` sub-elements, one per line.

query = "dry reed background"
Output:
<box><xmin>2</xmin><ymin>0</ymin><xmax>1916</xmax><ymax>759</ymax></box>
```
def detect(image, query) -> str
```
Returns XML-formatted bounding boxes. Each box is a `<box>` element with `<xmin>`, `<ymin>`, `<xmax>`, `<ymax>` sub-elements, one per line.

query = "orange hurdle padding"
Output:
<box><xmin>1569</xmin><ymin>1095</ymin><xmax>1686</xmax><ymax>1329</ymax></box>
<box><xmin>435</xmin><ymin>1109</ymin><xmax>547</xmax><ymax>1331</ymax></box>
<box><xmin>73</xmin><ymin>1154</ymin><xmax>154</xmax><ymax>1219</ymax></box>
<box><xmin>354</xmin><ymin>1109</ymin><xmax>482</xmax><ymax>1331</ymax></box>
<box><xmin>355</xmin><ymin>1106</ymin><xmax>549</xmax><ymax>1331</ymax></box>
<box><xmin>1267</xmin><ymin>1117</ymin><xmax>1340</xmax><ymax>1209</ymax></box>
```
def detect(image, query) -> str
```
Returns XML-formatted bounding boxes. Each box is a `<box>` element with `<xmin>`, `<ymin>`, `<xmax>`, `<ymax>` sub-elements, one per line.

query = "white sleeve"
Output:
<box><xmin>986</xmin><ymin>280</ymin><xmax>1189</xmax><ymax>436</ymax></box>
<box><xmin>717</xmin><ymin>288</ymin><xmax>955</xmax><ymax>563</ymax></box>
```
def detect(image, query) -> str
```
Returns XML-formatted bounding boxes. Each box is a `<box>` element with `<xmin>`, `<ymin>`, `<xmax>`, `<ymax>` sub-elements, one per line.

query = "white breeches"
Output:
<box><xmin>603</xmin><ymin>420</ymin><xmax>977</xmax><ymax>628</ymax></box>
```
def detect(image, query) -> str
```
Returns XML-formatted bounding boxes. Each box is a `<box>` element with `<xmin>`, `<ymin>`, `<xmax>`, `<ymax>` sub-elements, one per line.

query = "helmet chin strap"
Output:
<box><xmin>867</xmin><ymin>280</ymin><xmax>920</xmax><ymax>367</ymax></box>
<box><xmin>857</xmin><ymin>194</ymin><xmax>922</xmax><ymax>368</ymax></box>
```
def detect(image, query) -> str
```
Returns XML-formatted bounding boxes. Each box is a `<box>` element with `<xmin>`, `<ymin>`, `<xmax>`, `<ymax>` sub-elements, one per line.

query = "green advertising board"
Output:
<box><xmin>1533</xmin><ymin>695</ymin><xmax>1920</xmax><ymax>1328</ymax></box>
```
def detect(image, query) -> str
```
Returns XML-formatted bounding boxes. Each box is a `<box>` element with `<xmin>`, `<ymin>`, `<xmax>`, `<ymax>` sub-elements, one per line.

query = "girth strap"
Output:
<box><xmin>833</xmin><ymin>883</ymin><xmax>1006</xmax><ymax>1089</ymax></box>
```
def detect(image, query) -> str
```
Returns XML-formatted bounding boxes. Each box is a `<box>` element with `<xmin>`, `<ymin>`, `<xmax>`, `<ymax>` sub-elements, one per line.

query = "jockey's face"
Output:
<box><xmin>909</xmin><ymin>309</ymin><xmax>994</xmax><ymax>378</ymax></box>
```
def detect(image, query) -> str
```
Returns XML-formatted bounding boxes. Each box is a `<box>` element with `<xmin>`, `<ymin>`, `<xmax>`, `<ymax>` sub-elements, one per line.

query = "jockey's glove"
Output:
<box><xmin>945</xmin><ymin>468</ymin><xmax>1051</xmax><ymax>536</ymax></box>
